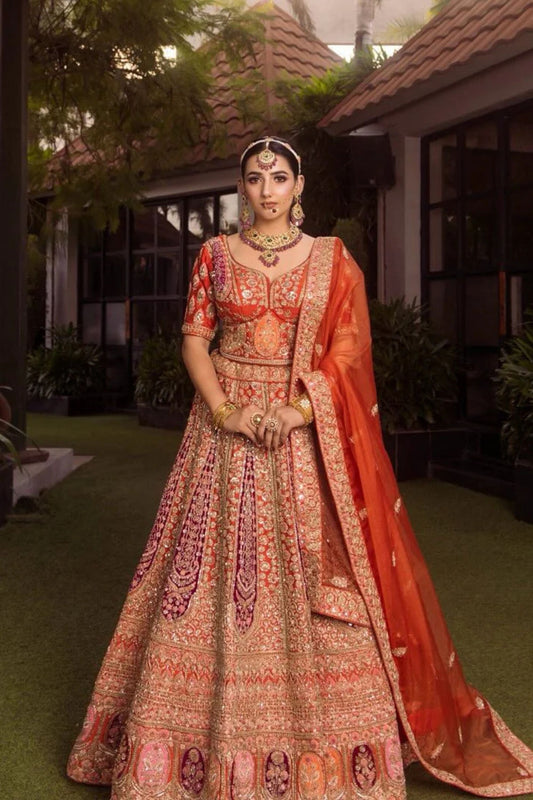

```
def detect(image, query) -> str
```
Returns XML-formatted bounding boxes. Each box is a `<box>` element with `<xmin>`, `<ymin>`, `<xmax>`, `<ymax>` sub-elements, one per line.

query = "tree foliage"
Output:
<box><xmin>286</xmin><ymin>0</ymin><xmax>315</xmax><ymax>34</ymax></box>
<box><xmin>29</xmin><ymin>0</ymin><xmax>263</xmax><ymax>227</ymax></box>
<box><xmin>273</xmin><ymin>48</ymin><xmax>387</xmax><ymax>235</ymax></box>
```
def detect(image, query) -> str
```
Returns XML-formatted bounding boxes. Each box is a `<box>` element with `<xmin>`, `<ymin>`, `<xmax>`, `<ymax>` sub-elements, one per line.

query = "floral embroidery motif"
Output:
<box><xmin>392</xmin><ymin>647</ymin><xmax>407</xmax><ymax>657</ymax></box>
<box><xmin>210</xmin><ymin>237</ymin><xmax>227</xmax><ymax>296</ymax></box>
<box><xmin>181</xmin><ymin>747</ymin><xmax>206</xmax><ymax>795</ymax></box>
<box><xmin>161</xmin><ymin>438</ymin><xmax>216</xmax><ymax>620</ymax></box>
<box><xmin>254</xmin><ymin>310</ymin><xmax>281</xmax><ymax>358</ymax></box>
<box><xmin>234</xmin><ymin>449</ymin><xmax>258</xmax><ymax>634</ymax></box>
<box><xmin>394</xmin><ymin>497</ymin><xmax>402</xmax><ymax>514</ymax></box>
<box><xmin>265</xmin><ymin>750</ymin><xmax>290</xmax><ymax>797</ymax></box>
<box><xmin>384</xmin><ymin>736</ymin><xmax>404</xmax><ymax>781</ymax></box>
<box><xmin>352</xmin><ymin>744</ymin><xmax>377</xmax><ymax>792</ymax></box>
<box><xmin>324</xmin><ymin>746</ymin><xmax>345</xmax><ymax>800</ymax></box>
<box><xmin>475</xmin><ymin>696</ymin><xmax>485</xmax><ymax>710</ymax></box>
<box><xmin>297</xmin><ymin>752</ymin><xmax>326</xmax><ymax>800</ymax></box>
<box><xmin>449</xmin><ymin>651</ymin><xmax>456</xmax><ymax>667</ymax></box>
<box><xmin>130</xmin><ymin>431</ymin><xmax>192</xmax><ymax>590</ymax></box>
<box><xmin>104</xmin><ymin>711</ymin><xmax>126</xmax><ymax>751</ymax></box>
<box><xmin>79</xmin><ymin>704</ymin><xmax>99</xmax><ymax>744</ymax></box>
<box><xmin>231</xmin><ymin>751</ymin><xmax>256</xmax><ymax>800</ymax></box>
<box><xmin>134</xmin><ymin>741</ymin><xmax>172</xmax><ymax>791</ymax></box>
<box><xmin>371</xmin><ymin>403</ymin><xmax>379</xmax><ymax>417</ymax></box>
<box><xmin>114</xmin><ymin>733</ymin><xmax>131</xmax><ymax>781</ymax></box>
<box><xmin>430</xmin><ymin>742</ymin><xmax>444</xmax><ymax>760</ymax></box>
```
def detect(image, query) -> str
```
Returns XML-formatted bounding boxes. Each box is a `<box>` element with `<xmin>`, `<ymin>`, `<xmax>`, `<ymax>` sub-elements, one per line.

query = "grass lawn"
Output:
<box><xmin>0</xmin><ymin>413</ymin><xmax>531</xmax><ymax>800</ymax></box>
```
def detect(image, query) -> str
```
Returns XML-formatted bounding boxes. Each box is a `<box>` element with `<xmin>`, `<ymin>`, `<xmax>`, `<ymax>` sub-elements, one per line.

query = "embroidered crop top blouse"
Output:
<box><xmin>181</xmin><ymin>236</ymin><xmax>308</xmax><ymax>366</ymax></box>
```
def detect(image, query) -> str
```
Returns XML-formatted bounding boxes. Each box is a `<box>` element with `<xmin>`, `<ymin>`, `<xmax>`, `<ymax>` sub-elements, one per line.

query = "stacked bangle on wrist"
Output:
<box><xmin>213</xmin><ymin>400</ymin><xmax>238</xmax><ymax>430</ymax></box>
<box><xmin>289</xmin><ymin>393</ymin><xmax>314</xmax><ymax>426</ymax></box>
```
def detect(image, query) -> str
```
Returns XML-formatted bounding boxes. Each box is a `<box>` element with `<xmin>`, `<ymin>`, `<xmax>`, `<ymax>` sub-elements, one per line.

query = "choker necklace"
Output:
<box><xmin>239</xmin><ymin>224</ymin><xmax>303</xmax><ymax>267</ymax></box>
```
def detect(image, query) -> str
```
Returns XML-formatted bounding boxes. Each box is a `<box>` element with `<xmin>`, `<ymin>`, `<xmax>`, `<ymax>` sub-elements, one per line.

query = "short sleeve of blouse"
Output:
<box><xmin>181</xmin><ymin>243</ymin><xmax>217</xmax><ymax>341</ymax></box>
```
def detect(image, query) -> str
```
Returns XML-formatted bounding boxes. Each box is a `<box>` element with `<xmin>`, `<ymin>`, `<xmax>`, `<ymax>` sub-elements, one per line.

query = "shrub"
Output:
<box><xmin>369</xmin><ymin>297</ymin><xmax>457</xmax><ymax>432</ymax></box>
<box><xmin>494</xmin><ymin>312</ymin><xmax>533</xmax><ymax>461</ymax></box>
<box><xmin>27</xmin><ymin>324</ymin><xmax>104</xmax><ymax>399</ymax></box>
<box><xmin>134</xmin><ymin>333</ymin><xmax>194</xmax><ymax>411</ymax></box>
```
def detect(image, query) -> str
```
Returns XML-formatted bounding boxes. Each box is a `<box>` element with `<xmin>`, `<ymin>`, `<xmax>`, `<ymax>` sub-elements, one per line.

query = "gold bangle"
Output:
<box><xmin>213</xmin><ymin>400</ymin><xmax>238</xmax><ymax>430</ymax></box>
<box><xmin>289</xmin><ymin>393</ymin><xmax>314</xmax><ymax>425</ymax></box>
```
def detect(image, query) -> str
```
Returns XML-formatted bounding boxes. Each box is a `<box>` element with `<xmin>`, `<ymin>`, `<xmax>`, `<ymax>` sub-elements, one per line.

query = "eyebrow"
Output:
<box><xmin>245</xmin><ymin>169</ymin><xmax>289</xmax><ymax>177</ymax></box>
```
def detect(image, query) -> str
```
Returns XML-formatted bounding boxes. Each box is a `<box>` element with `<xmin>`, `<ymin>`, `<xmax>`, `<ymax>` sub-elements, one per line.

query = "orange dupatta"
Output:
<box><xmin>289</xmin><ymin>237</ymin><xmax>533</xmax><ymax>796</ymax></box>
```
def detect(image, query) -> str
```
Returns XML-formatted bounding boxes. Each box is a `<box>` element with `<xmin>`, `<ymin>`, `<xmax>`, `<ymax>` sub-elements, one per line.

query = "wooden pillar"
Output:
<box><xmin>0</xmin><ymin>0</ymin><xmax>28</xmax><ymax>437</ymax></box>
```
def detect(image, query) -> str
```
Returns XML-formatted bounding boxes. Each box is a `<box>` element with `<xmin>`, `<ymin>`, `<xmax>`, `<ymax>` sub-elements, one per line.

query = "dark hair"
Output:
<box><xmin>240</xmin><ymin>137</ymin><xmax>300</xmax><ymax>178</ymax></box>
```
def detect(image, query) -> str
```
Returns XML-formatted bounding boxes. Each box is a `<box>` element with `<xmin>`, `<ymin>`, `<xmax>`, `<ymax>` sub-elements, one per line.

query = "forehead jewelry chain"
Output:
<box><xmin>240</xmin><ymin>224</ymin><xmax>303</xmax><ymax>267</ymax></box>
<box><xmin>256</xmin><ymin>139</ymin><xmax>277</xmax><ymax>171</ymax></box>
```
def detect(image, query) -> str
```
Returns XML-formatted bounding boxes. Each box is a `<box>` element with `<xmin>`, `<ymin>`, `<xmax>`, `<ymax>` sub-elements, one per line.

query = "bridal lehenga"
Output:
<box><xmin>67</xmin><ymin>236</ymin><xmax>533</xmax><ymax>799</ymax></box>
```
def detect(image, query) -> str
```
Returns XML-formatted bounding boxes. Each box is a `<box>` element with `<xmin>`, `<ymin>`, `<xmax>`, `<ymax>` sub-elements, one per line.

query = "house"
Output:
<box><xmin>45</xmin><ymin>2</ymin><xmax>341</xmax><ymax>395</ymax></box>
<box><xmin>321</xmin><ymin>0</ymin><xmax>533</xmax><ymax>423</ymax></box>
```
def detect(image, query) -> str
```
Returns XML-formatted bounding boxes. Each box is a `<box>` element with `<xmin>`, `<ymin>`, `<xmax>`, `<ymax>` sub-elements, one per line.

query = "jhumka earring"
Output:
<box><xmin>290</xmin><ymin>194</ymin><xmax>305</xmax><ymax>227</ymax></box>
<box><xmin>240</xmin><ymin>193</ymin><xmax>252</xmax><ymax>231</ymax></box>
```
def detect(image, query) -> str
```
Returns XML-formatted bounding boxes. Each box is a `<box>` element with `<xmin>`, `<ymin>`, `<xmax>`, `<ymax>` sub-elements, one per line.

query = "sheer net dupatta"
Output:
<box><xmin>291</xmin><ymin>237</ymin><xmax>533</xmax><ymax>796</ymax></box>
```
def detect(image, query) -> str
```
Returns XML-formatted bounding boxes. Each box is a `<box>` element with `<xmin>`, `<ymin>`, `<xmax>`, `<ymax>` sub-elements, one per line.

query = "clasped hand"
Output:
<box><xmin>222</xmin><ymin>404</ymin><xmax>305</xmax><ymax>449</ymax></box>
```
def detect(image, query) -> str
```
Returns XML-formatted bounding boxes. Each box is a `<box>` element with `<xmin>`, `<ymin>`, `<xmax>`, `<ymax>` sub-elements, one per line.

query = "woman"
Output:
<box><xmin>68</xmin><ymin>137</ymin><xmax>533</xmax><ymax>799</ymax></box>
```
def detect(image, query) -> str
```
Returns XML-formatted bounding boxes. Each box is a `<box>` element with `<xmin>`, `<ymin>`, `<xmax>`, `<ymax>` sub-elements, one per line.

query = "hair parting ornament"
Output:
<box><xmin>240</xmin><ymin>137</ymin><xmax>302</xmax><ymax>176</ymax></box>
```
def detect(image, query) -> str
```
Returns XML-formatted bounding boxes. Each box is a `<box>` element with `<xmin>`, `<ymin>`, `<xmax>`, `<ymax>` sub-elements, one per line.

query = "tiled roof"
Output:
<box><xmin>321</xmin><ymin>0</ymin><xmax>533</xmax><ymax>134</ymax></box>
<box><xmin>46</xmin><ymin>2</ymin><xmax>341</xmax><ymax>183</ymax></box>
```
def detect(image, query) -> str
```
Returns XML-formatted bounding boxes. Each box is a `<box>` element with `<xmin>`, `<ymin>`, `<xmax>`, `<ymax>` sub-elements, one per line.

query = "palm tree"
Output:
<box><xmin>287</xmin><ymin>0</ymin><xmax>315</xmax><ymax>34</ymax></box>
<box><xmin>382</xmin><ymin>14</ymin><xmax>426</xmax><ymax>44</ymax></box>
<box><xmin>430</xmin><ymin>0</ymin><xmax>452</xmax><ymax>15</ymax></box>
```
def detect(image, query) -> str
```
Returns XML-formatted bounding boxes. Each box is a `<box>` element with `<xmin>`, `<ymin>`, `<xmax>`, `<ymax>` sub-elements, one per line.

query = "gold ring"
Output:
<box><xmin>251</xmin><ymin>413</ymin><xmax>263</xmax><ymax>427</ymax></box>
<box><xmin>265</xmin><ymin>418</ymin><xmax>279</xmax><ymax>432</ymax></box>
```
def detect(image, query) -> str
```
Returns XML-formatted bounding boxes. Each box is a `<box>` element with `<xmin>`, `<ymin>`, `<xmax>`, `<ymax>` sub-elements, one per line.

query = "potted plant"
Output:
<box><xmin>369</xmin><ymin>297</ymin><xmax>463</xmax><ymax>480</ymax></box>
<box><xmin>135</xmin><ymin>333</ymin><xmax>195</xmax><ymax>430</ymax></box>
<box><xmin>494</xmin><ymin>313</ymin><xmax>533</xmax><ymax>523</ymax></box>
<box><xmin>26</xmin><ymin>323</ymin><xmax>105</xmax><ymax>415</ymax></box>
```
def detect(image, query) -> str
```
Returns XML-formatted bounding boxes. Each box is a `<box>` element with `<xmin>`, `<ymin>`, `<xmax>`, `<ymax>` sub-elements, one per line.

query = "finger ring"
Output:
<box><xmin>265</xmin><ymin>418</ymin><xmax>279</xmax><ymax>432</ymax></box>
<box><xmin>251</xmin><ymin>413</ymin><xmax>263</xmax><ymax>427</ymax></box>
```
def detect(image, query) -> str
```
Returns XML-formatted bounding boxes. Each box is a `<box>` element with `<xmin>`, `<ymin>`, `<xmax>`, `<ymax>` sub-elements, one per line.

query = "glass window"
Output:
<box><xmin>428</xmin><ymin>206</ymin><xmax>458</xmax><ymax>272</ymax></box>
<box><xmin>465</xmin><ymin>350</ymin><xmax>500</xmax><ymax>422</ymax></box>
<box><xmin>131</xmin><ymin>302</ymin><xmax>155</xmax><ymax>346</ymax></box>
<box><xmin>132</xmin><ymin>253</ymin><xmax>155</xmax><ymax>296</ymax></box>
<box><xmin>132</xmin><ymin>206</ymin><xmax>155</xmax><ymax>250</ymax></box>
<box><xmin>188</xmin><ymin>196</ymin><xmax>214</xmax><ymax>243</ymax></box>
<box><xmin>464</xmin><ymin>276</ymin><xmax>500</xmax><ymax>346</ymax></box>
<box><xmin>156</xmin><ymin>301</ymin><xmax>181</xmax><ymax>336</ymax></box>
<box><xmin>508</xmin><ymin>188</ymin><xmax>533</xmax><ymax>270</ymax></box>
<box><xmin>510</xmin><ymin>274</ymin><xmax>533</xmax><ymax>334</ymax></box>
<box><xmin>157</xmin><ymin>254</ymin><xmax>180</xmax><ymax>295</ymax></box>
<box><xmin>156</xmin><ymin>204</ymin><xmax>182</xmax><ymax>248</ymax></box>
<box><xmin>83</xmin><ymin>256</ymin><xmax>102</xmax><ymax>299</ymax></box>
<box><xmin>104</xmin><ymin>254</ymin><xmax>126</xmax><ymax>296</ymax></box>
<box><xmin>82</xmin><ymin>304</ymin><xmax>102</xmax><ymax>345</ymax></box>
<box><xmin>464</xmin><ymin>195</ymin><xmax>498</xmax><ymax>272</ymax></box>
<box><xmin>219</xmin><ymin>193</ymin><xmax>239</xmax><ymax>235</ymax></box>
<box><xmin>464</xmin><ymin>120</ymin><xmax>498</xmax><ymax>194</ymax></box>
<box><xmin>508</xmin><ymin>108</ymin><xmax>533</xmax><ymax>187</ymax></box>
<box><xmin>105</xmin><ymin>302</ymin><xmax>126</xmax><ymax>345</ymax></box>
<box><xmin>106</xmin><ymin>208</ymin><xmax>127</xmax><ymax>251</ymax></box>
<box><xmin>429</xmin><ymin>134</ymin><xmax>458</xmax><ymax>203</ymax></box>
<box><xmin>429</xmin><ymin>279</ymin><xmax>457</xmax><ymax>343</ymax></box>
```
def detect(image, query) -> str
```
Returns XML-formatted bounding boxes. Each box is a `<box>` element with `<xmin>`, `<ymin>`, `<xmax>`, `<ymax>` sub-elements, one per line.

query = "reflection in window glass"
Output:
<box><xmin>104</xmin><ymin>255</ymin><xmax>126</xmax><ymax>296</ymax></box>
<box><xmin>105</xmin><ymin>303</ymin><xmax>126</xmax><ymax>345</ymax></box>
<box><xmin>429</xmin><ymin>207</ymin><xmax>458</xmax><ymax>272</ymax></box>
<box><xmin>188</xmin><ymin>196</ymin><xmax>214</xmax><ymax>244</ymax></box>
<box><xmin>82</xmin><ymin>304</ymin><xmax>102</xmax><ymax>345</ymax></box>
<box><xmin>429</xmin><ymin>280</ymin><xmax>457</xmax><ymax>342</ymax></box>
<box><xmin>464</xmin><ymin>120</ymin><xmax>498</xmax><ymax>194</ymax></box>
<box><xmin>156</xmin><ymin>301</ymin><xmax>181</xmax><ymax>336</ymax></box>
<box><xmin>157</xmin><ymin>254</ymin><xmax>180</xmax><ymax>295</ymax></box>
<box><xmin>83</xmin><ymin>257</ymin><xmax>102</xmax><ymax>299</ymax></box>
<box><xmin>156</xmin><ymin>204</ymin><xmax>182</xmax><ymax>248</ymax></box>
<box><xmin>508</xmin><ymin>188</ymin><xmax>533</xmax><ymax>270</ymax></box>
<box><xmin>132</xmin><ymin>207</ymin><xmax>154</xmax><ymax>250</ymax></box>
<box><xmin>464</xmin><ymin>195</ymin><xmax>498</xmax><ymax>271</ymax></box>
<box><xmin>429</xmin><ymin>135</ymin><xmax>457</xmax><ymax>203</ymax></box>
<box><xmin>106</xmin><ymin>208</ymin><xmax>127</xmax><ymax>251</ymax></box>
<box><xmin>219</xmin><ymin>193</ymin><xmax>239</xmax><ymax>235</ymax></box>
<box><xmin>508</xmin><ymin>108</ymin><xmax>533</xmax><ymax>186</ymax></box>
<box><xmin>464</xmin><ymin>276</ymin><xmax>499</xmax><ymax>346</ymax></box>
<box><xmin>132</xmin><ymin>253</ymin><xmax>155</xmax><ymax>296</ymax></box>
<box><xmin>132</xmin><ymin>302</ymin><xmax>154</xmax><ymax>345</ymax></box>
<box><xmin>510</xmin><ymin>274</ymin><xmax>533</xmax><ymax>334</ymax></box>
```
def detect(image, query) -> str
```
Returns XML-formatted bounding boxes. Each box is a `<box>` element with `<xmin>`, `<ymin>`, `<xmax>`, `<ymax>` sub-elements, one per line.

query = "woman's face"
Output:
<box><xmin>240</xmin><ymin>151</ymin><xmax>304</xmax><ymax>227</ymax></box>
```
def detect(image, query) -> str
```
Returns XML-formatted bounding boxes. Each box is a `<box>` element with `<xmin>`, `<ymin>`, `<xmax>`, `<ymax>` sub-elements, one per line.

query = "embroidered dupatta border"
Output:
<box><xmin>290</xmin><ymin>238</ymin><xmax>533</xmax><ymax>797</ymax></box>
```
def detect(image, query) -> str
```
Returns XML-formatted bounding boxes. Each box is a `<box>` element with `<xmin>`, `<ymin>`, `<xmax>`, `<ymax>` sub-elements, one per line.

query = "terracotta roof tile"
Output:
<box><xmin>46</xmin><ymin>2</ymin><xmax>340</xmax><ymax>182</ymax></box>
<box><xmin>321</xmin><ymin>0</ymin><xmax>533</xmax><ymax>133</ymax></box>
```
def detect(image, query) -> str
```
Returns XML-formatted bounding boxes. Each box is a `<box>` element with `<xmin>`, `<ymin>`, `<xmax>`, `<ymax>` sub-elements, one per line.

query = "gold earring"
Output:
<box><xmin>240</xmin><ymin>194</ymin><xmax>252</xmax><ymax>230</ymax></box>
<box><xmin>290</xmin><ymin>194</ymin><xmax>305</xmax><ymax>227</ymax></box>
